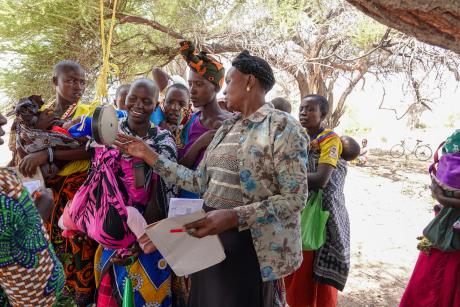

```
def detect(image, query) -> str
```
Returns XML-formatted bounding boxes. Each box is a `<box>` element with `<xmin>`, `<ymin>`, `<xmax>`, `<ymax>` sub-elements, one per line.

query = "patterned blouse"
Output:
<box><xmin>153</xmin><ymin>104</ymin><xmax>309</xmax><ymax>281</ymax></box>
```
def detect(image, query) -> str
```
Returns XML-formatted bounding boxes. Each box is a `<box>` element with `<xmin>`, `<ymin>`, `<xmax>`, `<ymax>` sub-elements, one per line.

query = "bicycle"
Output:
<box><xmin>390</xmin><ymin>139</ymin><xmax>433</xmax><ymax>161</ymax></box>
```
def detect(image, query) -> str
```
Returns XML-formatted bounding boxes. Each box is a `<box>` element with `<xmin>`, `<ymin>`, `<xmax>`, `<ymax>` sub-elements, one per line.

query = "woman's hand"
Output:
<box><xmin>114</xmin><ymin>133</ymin><xmax>158</xmax><ymax>164</ymax></box>
<box><xmin>110</xmin><ymin>244</ymin><xmax>141</xmax><ymax>266</ymax></box>
<box><xmin>33</xmin><ymin>187</ymin><xmax>54</xmax><ymax>222</ymax></box>
<box><xmin>61</xmin><ymin>116</ymin><xmax>82</xmax><ymax>130</ymax></box>
<box><xmin>184</xmin><ymin>209</ymin><xmax>239</xmax><ymax>238</ymax></box>
<box><xmin>138</xmin><ymin>234</ymin><xmax>157</xmax><ymax>254</ymax></box>
<box><xmin>430</xmin><ymin>178</ymin><xmax>460</xmax><ymax>209</ymax></box>
<box><xmin>19</xmin><ymin>150</ymin><xmax>48</xmax><ymax>177</ymax></box>
<box><xmin>430</xmin><ymin>178</ymin><xmax>443</xmax><ymax>200</ymax></box>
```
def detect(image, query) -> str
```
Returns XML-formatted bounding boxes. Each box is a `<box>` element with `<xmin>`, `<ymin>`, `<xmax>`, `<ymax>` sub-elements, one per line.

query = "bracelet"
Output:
<box><xmin>443</xmin><ymin>189</ymin><xmax>455</xmax><ymax>198</ymax></box>
<box><xmin>48</xmin><ymin>147</ymin><xmax>54</xmax><ymax>164</ymax></box>
<box><xmin>128</xmin><ymin>256</ymin><xmax>136</xmax><ymax>265</ymax></box>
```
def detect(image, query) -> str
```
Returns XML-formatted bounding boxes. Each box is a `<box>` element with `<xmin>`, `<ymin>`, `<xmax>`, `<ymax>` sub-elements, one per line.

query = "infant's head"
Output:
<box><xmin>14</xmin><ymin>95</ymin><xmax>57</xmax><ymax>130</ymax></box>
<box><xmin>341</xmin><ymin>135</ymin><xmax>361</xmax><ymax>161</ymax></box>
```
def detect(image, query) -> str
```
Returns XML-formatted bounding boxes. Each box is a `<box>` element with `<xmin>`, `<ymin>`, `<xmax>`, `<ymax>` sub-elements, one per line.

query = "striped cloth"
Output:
<box><xmin>203</xmin><ymin>121</ymin><xmax>244</xmax><ymax>209</ymax></box>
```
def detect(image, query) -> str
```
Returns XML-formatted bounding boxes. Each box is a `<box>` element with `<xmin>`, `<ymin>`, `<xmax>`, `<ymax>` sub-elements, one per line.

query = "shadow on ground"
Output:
<box><xmin>359</xmin><ymin>149</ymin><xmax>429</xmax><ymax>182</ymax></box>
<box><xmin>339</xmin><ymin>258</ymin><xmax>412</xmax><ymax>306</ymax></box>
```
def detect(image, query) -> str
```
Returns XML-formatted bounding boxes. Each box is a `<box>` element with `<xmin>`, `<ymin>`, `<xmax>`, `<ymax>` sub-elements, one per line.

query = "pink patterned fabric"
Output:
<box><xmin>97</xmin><ymin>272</ymin><xmax>118</xmax><ymax>307</ymax></box>
<box><xmin>66</xmin><ymin>147</ymin><xmax>151</xmax><ymax>249</ymax></box>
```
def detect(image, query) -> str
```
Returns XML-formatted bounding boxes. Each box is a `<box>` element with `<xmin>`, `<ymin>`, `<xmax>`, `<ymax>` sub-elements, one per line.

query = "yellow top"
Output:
<box><xmin>312</xmin><ymin>129</ymin><xmax>342</xmax><ymax>167</ymax></box>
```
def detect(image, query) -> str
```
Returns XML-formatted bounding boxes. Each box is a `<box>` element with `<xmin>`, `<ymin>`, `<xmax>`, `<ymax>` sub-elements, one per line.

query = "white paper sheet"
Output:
<box><xmin>168</xmin><ymin>198</ymin><xmax>204</xmax><ymax>218</ymax></box>
<box><xmin>8</xmin><ymin>167</ymin><xmax>44</xmax><ymax>194</ymax></box>
<box><xmin>22</xmin><ymin>180</ymin><xmax>42</xmax><ymax>194</ymax></box>
<box><xmin>145</xmin><ymin>210</ymin><xmax>226</xmax><ymax>276</ymax></box>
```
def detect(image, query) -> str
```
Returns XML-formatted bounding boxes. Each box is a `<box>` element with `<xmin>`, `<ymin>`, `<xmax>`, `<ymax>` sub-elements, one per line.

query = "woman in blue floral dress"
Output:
<box><xmin>115</xmin><ymin>50</ymin><xmax>309</xmax><ymax>307</ymax></box>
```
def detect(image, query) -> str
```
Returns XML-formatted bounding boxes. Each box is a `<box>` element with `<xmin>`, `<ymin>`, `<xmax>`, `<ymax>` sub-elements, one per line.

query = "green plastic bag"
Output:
<box><xmin>301</xmin><ymin>190</ymin><xmax>330</xmax><ymax>250</ymax></box>
<box><xmin>423</xmin><ymin>207</ymin><xmax>460</xmax><ymax>252</ymax></box>
<box><xmin>122</xmin><ymin>276</ymin><xmax>134</xmax><ymax>307</ymax></box>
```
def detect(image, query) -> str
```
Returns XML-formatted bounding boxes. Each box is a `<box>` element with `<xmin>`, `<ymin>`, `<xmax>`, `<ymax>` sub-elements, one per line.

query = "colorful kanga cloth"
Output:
<box><xmin>65</xmin><ymin>148</ymin><xmax>142</xmax><ymax>249</ymax></box>
<box><xmin>66</xmin><ymin>118</ymin><xmax>177</xmax><ymax>250</ymax></box>
<box><xmin>152</xmin><ymin>105</ymin><xmax>309</xmax><ymax>282</ymax></box>
<box><xmin>175</xmin><ymin>105</ymin><xmax>193</xmax><ymax>149</ymax></box>
<box><xmin>308</xmin><ymin>129</ymin><xmax>350</xmax><ymax>291</ymax></box>
<box><xmin>95</xmin><ymin>246</ymin><xmax>172</xmax><ymax>307</ymax></box>
<box><xmin>179</xmin><ymin>40</ymin><xmax>225</xmax><ymax>89</ymax></box>
<box><xmin>46</xmin><ymin>171</ymin><xmax>98</xmax><ymax>306</ymax></box>
<box><xmin>91</xmin><ymin>118</ymin><xmax>176</xmax><ymax>307</ymax></box>
<box><xmin>0</xmin><ymin>168</ymin><xmax>64</xmax><ymax>307</ymax></box>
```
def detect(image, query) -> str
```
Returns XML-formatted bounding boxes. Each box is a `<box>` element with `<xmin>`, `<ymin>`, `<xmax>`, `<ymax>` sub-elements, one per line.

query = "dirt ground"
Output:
<box><xmin>338</xmin><ymin>150</ymin><xmax>435</xmax><ymax>307</ymax></box>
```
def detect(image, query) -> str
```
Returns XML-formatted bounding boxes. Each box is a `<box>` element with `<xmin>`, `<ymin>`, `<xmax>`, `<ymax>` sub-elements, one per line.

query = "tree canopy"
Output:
<box><xmin>0</xmin><ymin>0</ymin><xmax>458</xmax><ymax>127</ymax></box>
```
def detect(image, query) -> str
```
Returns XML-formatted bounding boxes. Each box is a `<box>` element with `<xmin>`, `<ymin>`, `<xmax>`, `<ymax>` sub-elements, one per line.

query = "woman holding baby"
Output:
<box><xmin>14</xmin><ymin>60</ymin><xmax>97</xmax><ymax>306</ymax></box>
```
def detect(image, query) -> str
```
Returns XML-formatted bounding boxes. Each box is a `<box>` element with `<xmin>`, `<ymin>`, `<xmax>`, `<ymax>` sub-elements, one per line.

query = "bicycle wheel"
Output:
<box><xmin>390</xmin><ymin>144</ymin><xmax>405</xmax><ymax>158</ymax></box>
<box><xmin>415</xmin><ymin>145</ymin><xmax>433</xmax><ymax>161</ymax></box>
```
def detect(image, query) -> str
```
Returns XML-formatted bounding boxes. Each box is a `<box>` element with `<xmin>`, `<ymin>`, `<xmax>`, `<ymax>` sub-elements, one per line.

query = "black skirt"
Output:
<box><xmin>187</xmin><ymin>206</ymin><xmax>274</xmax><ymax>307</ymax></box>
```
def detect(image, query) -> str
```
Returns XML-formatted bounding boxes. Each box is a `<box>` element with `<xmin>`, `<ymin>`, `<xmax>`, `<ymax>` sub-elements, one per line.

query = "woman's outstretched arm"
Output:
<box><xmin>114</xmin><ymin>133</ymin><xmax>205</xmax><ymax>194</ymax></box>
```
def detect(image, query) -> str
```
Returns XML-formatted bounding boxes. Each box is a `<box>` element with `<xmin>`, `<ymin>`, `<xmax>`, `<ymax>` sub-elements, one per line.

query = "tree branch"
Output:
<box><xmin>334</xmin><ymin>28</ymin><xmax>391</xmax><ymax>62</ymax></box>
<box><xmin>330</xmin><ymin>64</ymin><xmax>367</xmax><ymax>126</ymax></box>
<box><xmin>115</xmin><ymin>12</ymin><xmax>184</xmax><ymax>39</ymax></box>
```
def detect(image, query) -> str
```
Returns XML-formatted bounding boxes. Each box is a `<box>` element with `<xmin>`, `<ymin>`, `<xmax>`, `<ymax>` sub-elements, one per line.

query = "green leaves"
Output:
<box><xmin>0</xmin><ymin>0</ymin><xmax>101</xmax><ymax>103</ymax></box>
<box><xmin>350</xmin><ymin>16</ymin><xmax>388</xmax><ymax>50</ymax></box>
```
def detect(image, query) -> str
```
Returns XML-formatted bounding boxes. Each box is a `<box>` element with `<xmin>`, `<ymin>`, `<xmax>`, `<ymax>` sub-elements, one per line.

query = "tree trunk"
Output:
<box><xmin>347</xmin><ymin>0</ymin><xmax>460</xmax><ymax>54</ymax></box>
<box><xmin>294</xmin><ymin>70</ymin><xmax>336</xmax><ymax>128</ymax></box>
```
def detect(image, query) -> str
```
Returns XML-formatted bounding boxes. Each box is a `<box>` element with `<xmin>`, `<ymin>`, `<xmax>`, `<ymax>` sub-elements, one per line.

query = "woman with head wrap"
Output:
<box><xmin>176</xmin><ymin>41</ymin><xmax>232</xmax><ymax>198</ymax></box>
<box><xmin>115</xmin><ymin>50</ymin><xmax>309</xmax><ymax>307</ymax></box>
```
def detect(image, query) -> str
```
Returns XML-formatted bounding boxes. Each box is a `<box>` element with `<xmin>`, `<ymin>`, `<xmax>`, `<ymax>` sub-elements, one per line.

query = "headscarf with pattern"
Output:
<box><xmin>443</xmin><ymin>129</ymin><xmax>460</xmax><ymax>154</ymax></box>
<box><xmin>179</xmin><ymin>40</ymin><xmax>225</xmax><ymax>89</ymax></box>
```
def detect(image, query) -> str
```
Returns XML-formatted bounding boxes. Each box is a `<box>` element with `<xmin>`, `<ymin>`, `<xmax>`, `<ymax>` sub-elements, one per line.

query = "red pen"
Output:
<box><xmin>170</xmin><ymin>228</ymin><xmax>186</xmax><ymax>233</ymax></box>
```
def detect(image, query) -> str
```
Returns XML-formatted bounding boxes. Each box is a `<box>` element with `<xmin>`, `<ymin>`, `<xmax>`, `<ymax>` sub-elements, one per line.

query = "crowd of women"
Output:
<box><xmin>0</xmin><ymin>38</ymin><xmax>457</xmax><ymax>307</ymax></box>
